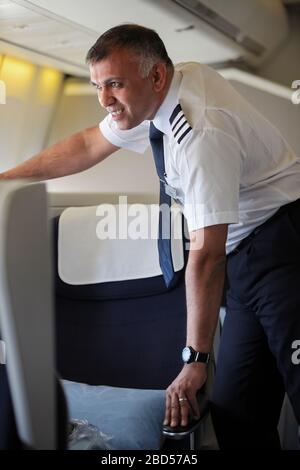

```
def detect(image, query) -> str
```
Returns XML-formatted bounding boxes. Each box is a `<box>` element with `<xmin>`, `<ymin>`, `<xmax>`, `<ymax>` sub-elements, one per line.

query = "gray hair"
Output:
<box><xmin>86</xmin><ymin>24</ymin><xmax>173</xmax><ymax>78</ymax></box>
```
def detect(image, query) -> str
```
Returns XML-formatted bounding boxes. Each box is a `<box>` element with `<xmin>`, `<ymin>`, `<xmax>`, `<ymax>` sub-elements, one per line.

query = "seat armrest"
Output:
<box><xmin>162</xmin><ymin>389</ymin><xmax>209</xmax><ymax>440</ymax></box>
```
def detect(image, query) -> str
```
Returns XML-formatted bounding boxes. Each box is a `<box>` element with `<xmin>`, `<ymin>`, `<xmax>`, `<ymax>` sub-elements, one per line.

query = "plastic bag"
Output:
<box><xmin>67</xmin><ymin>419</ymin><xmax>112</xmax><ymax>450</ymax></box>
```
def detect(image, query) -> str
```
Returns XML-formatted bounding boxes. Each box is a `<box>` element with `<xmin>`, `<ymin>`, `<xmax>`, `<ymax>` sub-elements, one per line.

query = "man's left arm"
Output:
<box><xmin>164</xmin><ymin>224</ymin><xmax>228</xmax><ymax>427</ymax></box>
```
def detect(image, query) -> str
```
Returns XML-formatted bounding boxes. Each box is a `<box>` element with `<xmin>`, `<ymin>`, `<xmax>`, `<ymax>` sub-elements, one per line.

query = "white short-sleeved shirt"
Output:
<box><xmin>100</xmin><ymin>62</ymin><xmax>300</xmax><ymax>253</ymax></box>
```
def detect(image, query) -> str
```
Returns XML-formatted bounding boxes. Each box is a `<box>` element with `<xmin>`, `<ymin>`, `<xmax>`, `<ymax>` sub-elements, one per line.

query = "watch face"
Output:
<box><xmin>182</xmin><ymin>347</ymin><xmax>191</xmax><ymax>362</ymax></box>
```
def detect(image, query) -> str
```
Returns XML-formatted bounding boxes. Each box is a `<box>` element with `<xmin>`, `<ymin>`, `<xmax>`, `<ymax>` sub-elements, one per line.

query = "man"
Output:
<box><xmin>1</xmin><ymin>24</ymin><xmax>299</xmax><ymax>449</ymax></box>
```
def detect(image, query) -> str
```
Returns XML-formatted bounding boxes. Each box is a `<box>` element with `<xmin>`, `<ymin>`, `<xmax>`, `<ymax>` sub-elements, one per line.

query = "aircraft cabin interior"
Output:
<box><xmin>0</xmin><ymin>0</ymin><xmax>299</xmax><ymax>452</ymax></box>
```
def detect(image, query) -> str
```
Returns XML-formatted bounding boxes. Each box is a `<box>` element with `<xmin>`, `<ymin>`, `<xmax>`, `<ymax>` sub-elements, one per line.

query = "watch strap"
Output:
<box><xmin>193</xmin><ymin>351</ymin><xmax>210</xmax><ymax>364</ymax></box>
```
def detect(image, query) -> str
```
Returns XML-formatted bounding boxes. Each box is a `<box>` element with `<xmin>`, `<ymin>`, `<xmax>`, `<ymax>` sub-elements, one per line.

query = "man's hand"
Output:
<box><xmin>164</xmin><ymin>363</ymin><xmax>207</xmax><ymax>427</ymax></box>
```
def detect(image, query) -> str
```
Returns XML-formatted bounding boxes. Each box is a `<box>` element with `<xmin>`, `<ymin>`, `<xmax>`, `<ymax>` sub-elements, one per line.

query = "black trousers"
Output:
<box><xmin>211</xmin><ymin>199</ymin><xmax>300</xmax><ymax>449</ymax></box>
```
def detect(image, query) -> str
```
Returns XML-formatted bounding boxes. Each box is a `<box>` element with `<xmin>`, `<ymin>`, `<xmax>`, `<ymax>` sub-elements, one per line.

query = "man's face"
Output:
<box><xmin>89</xmin><ymin>48</ymin><xmax>159</xmax><ymax>130</ymax></box>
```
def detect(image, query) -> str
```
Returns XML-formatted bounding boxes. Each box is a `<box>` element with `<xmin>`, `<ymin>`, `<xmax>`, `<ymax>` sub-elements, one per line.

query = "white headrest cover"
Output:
<box><xmin>58</xmin><ymin>204</ymin><xmax>184</xmax><ymax>285</ymax></box>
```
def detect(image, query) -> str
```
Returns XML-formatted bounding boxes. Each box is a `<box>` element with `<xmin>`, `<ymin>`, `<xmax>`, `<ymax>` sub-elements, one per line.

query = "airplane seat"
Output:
<box><xmin>0</xmin><ymin>364</ymin><xmax>21</xmax><ymax>449</ymax></box>
<box><xmin>0</xmin><ymin>181</ymin><xmax>68</xmax><ymax>450</ymax></box>
<box><xmin>52</xmin><ymin>203</ymin><xmax>213</xmax><ymax>450</ymax></box>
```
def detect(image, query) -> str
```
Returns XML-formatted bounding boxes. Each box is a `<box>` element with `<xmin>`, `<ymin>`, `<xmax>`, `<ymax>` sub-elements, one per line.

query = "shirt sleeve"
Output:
<box><xmin>178</xmin><ymin>127</ymin><xmax>242</xmax><ymax>232</ymax></box>
<box><xmin>99</xmin><ymin>114</ymin><xmax>150</xmax><ymax>154</ymax></box>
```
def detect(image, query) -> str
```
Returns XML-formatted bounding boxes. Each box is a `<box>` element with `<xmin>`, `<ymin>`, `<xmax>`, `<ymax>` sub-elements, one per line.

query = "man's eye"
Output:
<box><xmin>111</xmin><ymin>82</ymin><xmax>121</xmax><ymax>88</ymax></box>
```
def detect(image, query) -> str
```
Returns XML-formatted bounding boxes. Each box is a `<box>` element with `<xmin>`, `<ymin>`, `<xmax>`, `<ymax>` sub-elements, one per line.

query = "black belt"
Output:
<box><xmin>229</xmin><ymin>198</ymin><xmax>300</xmax><ymax>256</ymax></box>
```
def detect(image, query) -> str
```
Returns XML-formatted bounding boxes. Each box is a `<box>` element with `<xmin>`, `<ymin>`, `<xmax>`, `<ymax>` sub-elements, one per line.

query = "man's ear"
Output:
<box><xmin>151</xmin><ymin>63</ymin><xmax>167</xmax><ymax>92</ymax></box>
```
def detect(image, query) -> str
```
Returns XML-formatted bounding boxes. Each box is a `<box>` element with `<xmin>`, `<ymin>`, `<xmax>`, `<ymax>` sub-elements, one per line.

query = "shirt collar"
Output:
<box><xmin>152</xmin><ymin>70</ymin><xmax>181</xmax><ymax>136</ymax></box>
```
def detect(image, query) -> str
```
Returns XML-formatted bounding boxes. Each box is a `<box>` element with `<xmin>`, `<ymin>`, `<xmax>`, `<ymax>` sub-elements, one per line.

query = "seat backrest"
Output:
<box><xmin>0</xmin><ymin>364</ymin><xmax>20</xmax><ymax>449</ymax></box>
<box><xmin>53</xmin><ymin>204</ymin><xmax>188</xmax><ymax>389</ymax></box>
<box><xmin>0</xmin><ymin>181</ymin><xmax>62</xmax><ymax>449</ymax></box>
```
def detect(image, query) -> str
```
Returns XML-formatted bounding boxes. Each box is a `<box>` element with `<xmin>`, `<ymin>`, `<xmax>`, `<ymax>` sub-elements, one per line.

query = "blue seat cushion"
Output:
<box><xmin>62</xmin><ymin>380</ymin><xmax>165</xmax><ymax>450</ymax></box>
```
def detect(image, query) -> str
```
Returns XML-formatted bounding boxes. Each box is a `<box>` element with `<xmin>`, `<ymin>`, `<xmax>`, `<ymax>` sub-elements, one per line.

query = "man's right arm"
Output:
<box><xmin>0</xmin><ymin>126</ymin><xmax>119</xmax><ymax>181</ymax></box>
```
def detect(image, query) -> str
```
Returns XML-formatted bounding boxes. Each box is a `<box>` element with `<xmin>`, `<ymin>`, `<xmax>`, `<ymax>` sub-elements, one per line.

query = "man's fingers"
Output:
<box><xmin>167</xmin><ymin>390</ymin><xmax>191</xmax><ymax>427</ymax></box>
<box><xmin>165</xmin><ymin>390</ymin><xmax>200</xmax><ymax>428</ymax></box>
<box><xmin>163</xmin><ymin>393</ymin><xmax>171</xmax><ymax>425</ymax></box>
<box><xmin>164</xmin><ymin>364</ymin><xmax>207</xmax><ymax>427</ymax></box>
<box><xmin>178</xmin><ymin>394</ymin><xmax>190</xmax><ymax>426</ymax></box>
<box><xmin>170</xmin><ymin>392</ymin><xmax>181</xmax><ymax>427</ymax></box>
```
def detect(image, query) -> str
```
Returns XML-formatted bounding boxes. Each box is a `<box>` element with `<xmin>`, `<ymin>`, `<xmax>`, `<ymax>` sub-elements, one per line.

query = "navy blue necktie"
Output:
<box><xmin>149</xmin><ymin>122</ymin><xmax>176</xmax><ymax>288</ymax></box>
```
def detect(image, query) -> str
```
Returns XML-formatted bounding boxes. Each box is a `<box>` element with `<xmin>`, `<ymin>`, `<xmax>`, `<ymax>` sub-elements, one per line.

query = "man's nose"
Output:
<box><xmin>98</xmin><ymin>87</ymin><xmax>115</xmax><ymax>108</ymax></box>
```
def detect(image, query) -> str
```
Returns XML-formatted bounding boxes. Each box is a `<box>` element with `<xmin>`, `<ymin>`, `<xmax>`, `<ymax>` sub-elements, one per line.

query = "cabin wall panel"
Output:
<box><xmin>0</xmin><ymin>55</ymin><xmax>63</xmax><ymax>171</ymax></box>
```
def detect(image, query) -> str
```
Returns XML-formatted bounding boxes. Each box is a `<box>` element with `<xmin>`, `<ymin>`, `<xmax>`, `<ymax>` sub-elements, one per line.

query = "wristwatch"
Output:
<box><xmin>182</xmin><ymin>346</ymin><xmax>210</xmax><ymax>364</ymax></box>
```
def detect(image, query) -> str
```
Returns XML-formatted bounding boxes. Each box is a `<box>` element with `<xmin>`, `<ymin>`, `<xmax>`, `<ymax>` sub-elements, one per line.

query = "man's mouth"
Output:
<box><xmin>108</xmin><ymin>107</ymin><xmax>124</xmax><ymax>118</ymax></box>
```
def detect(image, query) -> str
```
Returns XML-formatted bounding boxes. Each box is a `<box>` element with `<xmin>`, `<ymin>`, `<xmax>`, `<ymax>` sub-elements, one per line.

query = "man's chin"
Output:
<box><xmin>115</xmin><ymin>116</ymin><xmax>143</xmax><ymax>131</ymax></box>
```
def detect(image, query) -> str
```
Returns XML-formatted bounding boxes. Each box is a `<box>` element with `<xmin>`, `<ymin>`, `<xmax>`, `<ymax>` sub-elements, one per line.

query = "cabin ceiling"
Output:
<box><xmin>0</xmin><ymin>0</ymin><xmax>244</xmax><ymax>77</ymax></box>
